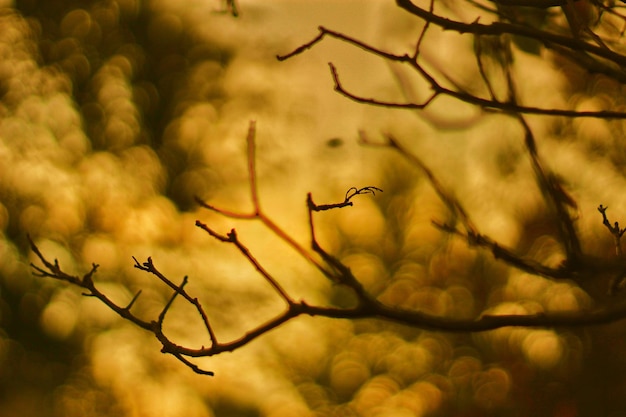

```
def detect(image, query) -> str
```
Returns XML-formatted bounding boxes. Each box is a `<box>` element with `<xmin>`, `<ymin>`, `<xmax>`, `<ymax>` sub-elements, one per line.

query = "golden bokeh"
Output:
<box><xmin>2</xmin><ymin>0</ymin><xmax>626</xmax><ymax>416</ymax></box>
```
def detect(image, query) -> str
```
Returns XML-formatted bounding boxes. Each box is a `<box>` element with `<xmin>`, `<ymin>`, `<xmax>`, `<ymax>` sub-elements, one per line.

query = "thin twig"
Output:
<box><xmin>195</xmin><ymin>121</ymin><xmax>329</xmax><ymax>275</ymax></box>
<box><xmin>516</xmin><ymin>115</ymin><xmax>582</xmax><ymax>265</ymax></box>
<box><xmin>309</xmin><ymin>186</ymin><xmax>383</xmax><ymax>211</ymax></box>
<box><xmin>133</xmin><ymin>257</ymin><xmax>219</xmax><ymax>346</ymax></box>
<box><xmin>395</xmin><ymin>0</ymin><xmax>626</xmax><ymax>68</ymax></box>
<box><xmin>598</xmin><ymin>204</ymin><xmax>626</xmax><ymax>257</ymax></box>
<box><xmin>28</xmin><ymin>112</ymin><xmax>626</xmax><ymax>379</ymax></box>
<box><xmin>280</xmin><ymin>26</ymin><xmax>626</xmax><ymax>118</ymax></box>
<box><xmin>29</xmin><ymin>241</ymin><xmax>626</xmax><ymax>338</ymax></box>
<box><xmin>474</xmin><ymin>36</ymin><xmax>499</xmax><ymax>101</ymax></box>
<box><xmin>359</xmin><ymin>131</ymin><xmax>477</xmax><ymax>235</ymax></box>
<box><xmin>413</xmin><ymin>0</ymin><xmax>435</xmax><ymax>59</ymax></box>
<box><xmin>247</xmin><ymin>121</ymin><xmax>260</xmax><ymax>214</ymax></box>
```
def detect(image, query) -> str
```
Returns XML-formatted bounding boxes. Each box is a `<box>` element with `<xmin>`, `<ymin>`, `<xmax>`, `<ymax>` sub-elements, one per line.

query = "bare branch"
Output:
<box><xmin>358</xmin><ymin>129</ymin><xmax>621</xmax><ymax>293</ymax></box>
<box><xmin>276</xmin><ymin>31</ymin><xmax>325</xmax><ymax>61</ymax></box>
<box><xmin>280</xmin><ymin>25</ymin><xmax>626</xmax><ymax>118</ymax></box>
<box><xmin>395</xmin><ymin>0</ymin><xmax>626</xmax><ymax>69</ymax></box>
<box><xmin>474</xmin><ymin>36</ymin><xmax>499</xmax><ymax>101</ymax></box>
<box><xmin>598</xmin><ymin>204</ymin><xmax>626</xmax><ymax>256</ymax></box>
<box><xmin>195</xmin><ymin>121</ymin><xmax>329</xmax><ymax>275</ymax></box>
<box><xmin>432</xmin><ymin>220</ymin><xmax>570</xmax><ymax>279</ymax></box>
<box><xmin>133</xmin><ymin>257</ymin><xmax>219</xmax><ymax>347</ymax></box>
<box><xmin>29</xmin><ymin>153</ymin><xmax>626</xmax><ymax>378</ymax></box>
<box><xmin>359</xmin><ymin>131</ymin><xmax>478</xmax><ymax>235</ymax></box>
<box><xmin>246</xmin><ymin>121</ymin><xmax>260</xmax><ymax>213</ymax></box>
<box><xmin>28</xmin><ymin>0</ymin><xmax>626</xmax><ymax>383</ymax></box>
<box><xmin>125</xmin><ymin>290</ymin><xmax>143</xmax><ymax>311</ymax></box>
<box><xmin>171</xmin><ymin>353</ymin><xmax>215</xmax><ymax>376</ymax></box>
<box><xmin>413</xmin><ymin>0</ymin><xmax>435</xmax><ymax>58</ymax></box>
<box><xmin>30</xmin><ymin>238</ymin><xmax>626</xmax><ymax>338</ymax></box>
<box><xmin>516</xmin><ymin>115</ymin><xmax>582</xmax><ymax>265</ymax></box>
<box><xmin>308</xmin><ymin>186</ymin><xmax>383</xmax><ymax>212</ymax></box>
<box><xmin>29</xmin><ymin>236</ymin><xmax>152</xmax><ymax>333</ymax></box>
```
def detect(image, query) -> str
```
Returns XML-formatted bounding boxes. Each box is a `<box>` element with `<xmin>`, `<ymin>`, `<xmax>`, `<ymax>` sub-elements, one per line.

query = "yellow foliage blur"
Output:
<box><xmin>1</xmin><ymin>0</ymin><xmax>626</xmax><ymax>416</ymax></box>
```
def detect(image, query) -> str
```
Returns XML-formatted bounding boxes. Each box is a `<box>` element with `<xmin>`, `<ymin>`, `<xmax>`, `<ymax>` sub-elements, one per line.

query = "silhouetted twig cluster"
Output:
<box><xmin>31</xmin><ymin>119</ymin><xmax>626</xmax><ymax>375</ymax></box>
<box><xmin>30</xmin><ymin>0</ymin><xmax>626</xmax><ymax>375</ymax></box>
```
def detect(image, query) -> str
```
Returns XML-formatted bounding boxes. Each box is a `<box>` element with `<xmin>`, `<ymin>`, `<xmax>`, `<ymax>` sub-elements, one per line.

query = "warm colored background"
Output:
<box><xmin>2</xmin><ymin>0</ymin><xmax>626</xmax><ymax>416</ymax></box>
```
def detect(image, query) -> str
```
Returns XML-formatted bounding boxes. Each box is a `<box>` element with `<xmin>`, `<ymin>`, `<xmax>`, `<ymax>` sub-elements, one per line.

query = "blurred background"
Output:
<box><xmin>3</xmin><ymin>0</ymin><xmax>626</xmax><ymax>416</ymax></box>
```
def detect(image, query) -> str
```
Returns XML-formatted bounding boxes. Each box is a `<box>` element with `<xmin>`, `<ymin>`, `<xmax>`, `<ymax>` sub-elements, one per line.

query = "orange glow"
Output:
<box><xmin>3</xmin><ymin>1</ymin><xmax>626</xmax><ymax>416</ymax></box>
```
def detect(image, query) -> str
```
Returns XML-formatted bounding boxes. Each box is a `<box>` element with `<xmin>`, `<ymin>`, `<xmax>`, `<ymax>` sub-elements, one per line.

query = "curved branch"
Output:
<box><xmin>29</xmin><ymin>241</ymin><xmax>626</xmax><ymax>365</ymax></box>
<box><xmin>396</xmin><ymin>0</ymin><xmax>626</xmax><ymax>68</ymax></box>
<box><xmin>281</xmin><ymin>27</ymin><xmax>626</xmax><ymax>119</ymax></box>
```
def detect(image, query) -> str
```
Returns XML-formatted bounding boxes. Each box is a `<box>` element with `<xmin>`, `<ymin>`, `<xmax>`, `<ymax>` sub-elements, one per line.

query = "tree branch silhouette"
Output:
<box><xmin>30</xmin><ymin>119</ymin><xmax>626</xmax><ymax>376</ymax></box>
<box><xmin>29</xmin><ymin>0</ymin><xmax>626</xmax><ymax>377</ymax></box>
<box><xmin>278</xmin><ymin>20</ymin><xmax>626</xmax><ymax>117</ymax></box>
